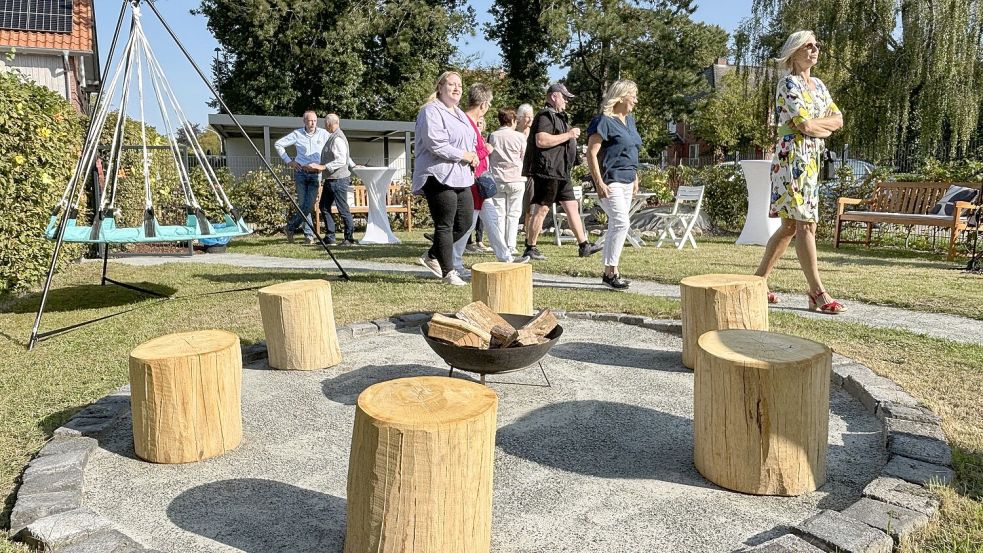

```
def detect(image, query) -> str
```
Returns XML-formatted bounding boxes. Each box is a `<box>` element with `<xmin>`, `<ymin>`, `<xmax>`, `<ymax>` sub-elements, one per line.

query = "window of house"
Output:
<box><xmin>689</xmin><ymin>144</ymin><xmax>700</xmax><ymax>159</ymax></box>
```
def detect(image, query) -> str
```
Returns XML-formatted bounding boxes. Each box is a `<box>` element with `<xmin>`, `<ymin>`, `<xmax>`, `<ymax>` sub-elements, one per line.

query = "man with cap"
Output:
<box><xmin>521</xmin><ymin>82</ymin><xmax>601</xmax><ymax>260</ymax></box>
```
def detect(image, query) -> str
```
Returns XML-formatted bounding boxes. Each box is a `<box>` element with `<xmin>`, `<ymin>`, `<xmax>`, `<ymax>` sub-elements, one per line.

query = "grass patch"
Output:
<box><xmin>0</xmin><ymin>259</ymin><xmax>979</xmax><ymax>552</ymax></box>
<box><xmin>231</xmin><ymin>232</ymin><xmax>983</xmax><ymax>320</ymax></box>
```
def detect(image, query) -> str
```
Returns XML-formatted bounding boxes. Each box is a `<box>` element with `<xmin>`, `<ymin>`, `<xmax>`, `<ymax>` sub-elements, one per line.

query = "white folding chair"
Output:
<box><xmin>651</xmin><ymin>185</ymin><xmax>705</xmax><ymax>249</ymax></box>
<box><xmin>553</xmin><ymin>184</ymin><xmax>585</xmax><ymax>246</ymax></box>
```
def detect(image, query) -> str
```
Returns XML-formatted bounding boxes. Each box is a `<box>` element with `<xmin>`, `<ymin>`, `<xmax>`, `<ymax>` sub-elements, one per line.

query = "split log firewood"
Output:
<box><xmin>456</xmin><ymin>301</ymin><xmax>518</xmax><ymax>348</ymax></box>
<box><xmin>427</xmin><ymin>313</ymin><xmax>491</xmax><ymax>349</ymax></box>
<box><xmin>514</xmin><ymin>309</ymin><xmax>558</xmax><ymax>346</ymax></box>
<box><xmin>514</xmin><ymin>329</ymin><xmax>550</xmax><ymax>346</ymax></box>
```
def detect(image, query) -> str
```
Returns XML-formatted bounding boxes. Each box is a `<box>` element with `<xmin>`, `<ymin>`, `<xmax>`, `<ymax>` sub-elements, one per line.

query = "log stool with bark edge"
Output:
<box><xmin>679</xmin><ymin>273</ymin><xmax>768</xmax><ymax>369</ymax></box>
<box><xmin>694</xmin><ymin>329</ymin><xmax>831</xmax><ymax>496</ymax></box>
<box><xmin>129</xmin><ymin>330</ymin><xmax>243</xmax><ymax>464</ymax></box>
<box><xmin>257</xmin><ymin>279</ymin><xmax>342</xmax><ymax>371</ymax></box>
<box><xmin>345</xmin><ymin>376</ymin><xmax>498</xmax><ymax>553</ymax></box>
<box><xmin>471</xmin><ymin>261</ymin><xmax>533</xmax><ymax>315</ymax></box>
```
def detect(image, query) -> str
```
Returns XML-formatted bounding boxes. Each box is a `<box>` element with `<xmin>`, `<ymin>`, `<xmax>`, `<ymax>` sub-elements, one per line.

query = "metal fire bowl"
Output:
<box><xmin>421</xmin><ymin>313</ymin><xmax>563</xmax><ymax>375</ymax></box>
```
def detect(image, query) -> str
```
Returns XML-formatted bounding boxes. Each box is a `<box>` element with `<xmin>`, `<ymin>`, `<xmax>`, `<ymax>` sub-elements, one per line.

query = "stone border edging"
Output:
<box><xmin>7</xmin><ymin>312</ymin><xmax>953</xmax><ymax>553</ymax></box>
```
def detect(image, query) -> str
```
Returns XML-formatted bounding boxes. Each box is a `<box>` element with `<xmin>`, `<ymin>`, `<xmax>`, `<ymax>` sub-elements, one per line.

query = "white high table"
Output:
<box><xmin>352</xmin><ymin>166</ymin><xmax>401</xmax><ymax>245</ymax></box>
<box><xmin>737</xmin><ymin>160</ymin><xmax>782</xmax><ymax>245</ymax></box>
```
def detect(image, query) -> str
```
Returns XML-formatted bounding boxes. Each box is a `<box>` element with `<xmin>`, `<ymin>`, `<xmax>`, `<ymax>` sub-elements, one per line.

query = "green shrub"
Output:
<box><xmin>227</xmin><ymin>170</ymin><xmax>291</xmax><ymax>234</ymax></box>
<box><xmin>636</xmin><ymin>168</ymin><xmax>674</xmax><ymax>205</ymax></box>
<box><xmin>0</xmin><ymin>70</ymin><xmax>85</xmax><ymax>296</ymax></box>
<box><xmin>683</xmin><ymin>164</ymin><xmax>747</xmax><ymax>233</ymax></box>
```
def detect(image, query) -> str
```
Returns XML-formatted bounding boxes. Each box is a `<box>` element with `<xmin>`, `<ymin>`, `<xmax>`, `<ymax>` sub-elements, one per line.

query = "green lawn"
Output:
<box><xmin>231</xmin><ymin>231</ymin><xmax>983</xmax><ymax>320</ymax></box>
<box><xmin>0</xmin><ymin>250</ymin><xmax>980</xmax><ymax>552</ymax></box>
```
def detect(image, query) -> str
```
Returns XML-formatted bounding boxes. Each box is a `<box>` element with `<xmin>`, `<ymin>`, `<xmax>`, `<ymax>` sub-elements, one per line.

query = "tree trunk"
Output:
<box><xmin>129</xmin><ymin>329</ymin><xmax>242</xmax><ymax>464</ymax></box>
<box><xmin>258</xmin><ymin>279</ymin><xmax>342</xmax><ymax>370</ymax></box>
<box><xmin>471</xmin><ymin>262</ymin><xmax>534</xmax><ymax>315</ymax></box>
<box><xmin>679</xmin><ymin>273</ymin><xmax>768</xmax><ymax>369</ymax></box>
<box><xmin>345</xmin><ymin>376</ymin><xmax>498</xmax><ymax>553</ymax></box>
<box><xmin>694</xmin><ymin>329</ymin><xmax>831</xmax><ymax>496</ymax></box>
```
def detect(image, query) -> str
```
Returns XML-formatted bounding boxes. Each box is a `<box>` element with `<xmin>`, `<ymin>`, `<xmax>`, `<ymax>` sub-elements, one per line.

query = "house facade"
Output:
<box><xmin>0</xmin><ymin>0</ymin><xmax>100</xmax><ymax>113</ymax></box>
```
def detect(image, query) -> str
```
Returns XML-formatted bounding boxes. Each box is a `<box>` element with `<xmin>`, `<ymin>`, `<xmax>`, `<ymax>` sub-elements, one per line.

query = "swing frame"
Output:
<box><xmin>27</xmin><ymin>0</ymin><xmax>350</xmax><ymax>350</ymax></box>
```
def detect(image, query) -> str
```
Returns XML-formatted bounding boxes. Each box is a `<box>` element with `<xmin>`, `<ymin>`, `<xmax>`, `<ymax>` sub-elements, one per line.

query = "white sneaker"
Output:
<box><xmin>456</xmin><ymin>267</ymin><xmax>472</xmax><ymax>279</ymax></box>
<box><xmin>418</xmin><ymin>254</ymin><xmax>442</xmax><ymax>277</ymax></box>
<box><xmin>442</xmin><ymin>270</ymin><xmax>467</xmax><ymax>286</ymax></box>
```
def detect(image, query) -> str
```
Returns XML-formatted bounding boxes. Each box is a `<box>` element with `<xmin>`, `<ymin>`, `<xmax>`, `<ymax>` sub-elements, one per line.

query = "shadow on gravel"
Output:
<box><xmin>321</xmin><ymin>363</ymin><xmax>458</xmax><ymax>405</ymax></box>
<box><xmin>549</xmin><ymin>341</ymin><xmax>686</xmax><ymax>371</ymax></box>
<box><xmin>168</xmin><ymin>478</ymin><xmax>345</xmax><ymax>553</ymax></box>
<box><xmin>497</xmin><ymin>400</ymin><xmax>709</xmax><ymax>485</ymax></box>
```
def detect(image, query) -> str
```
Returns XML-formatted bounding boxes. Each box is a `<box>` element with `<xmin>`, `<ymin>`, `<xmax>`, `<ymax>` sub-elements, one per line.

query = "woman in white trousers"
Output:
<box><xmin>585</xmin><ymin>80</ymin><xmax>643</xmax><ymax>290</ymax></box>
<box><xmin>487</xmin><ymin>108</ymin><xmax>528</xmax><ymax>254</ymax></box>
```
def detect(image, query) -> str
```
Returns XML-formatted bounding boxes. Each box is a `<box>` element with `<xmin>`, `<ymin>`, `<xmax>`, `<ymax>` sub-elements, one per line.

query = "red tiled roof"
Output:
<box><xmin>0</xmin><ymin>0</ymin><xmax>95</xmax><ymax>53</ymax></box>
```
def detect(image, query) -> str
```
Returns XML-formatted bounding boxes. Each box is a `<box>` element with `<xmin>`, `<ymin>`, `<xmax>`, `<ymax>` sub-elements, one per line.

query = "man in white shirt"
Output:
<box><xmin>308</xmin><ymin>114</ymin><xmax>358</xmax><ymax>245</ymax></box>
<box><xmin>274</xmin><ymin>110</ymin><xmax>329</xmax><ymax>244</ymax></box>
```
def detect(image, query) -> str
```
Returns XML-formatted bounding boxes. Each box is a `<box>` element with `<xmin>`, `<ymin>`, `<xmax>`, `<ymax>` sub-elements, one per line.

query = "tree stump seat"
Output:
<box><xmin>694</xmin><ymin>329</ymin><xmax>831</xmax><ymax>496</ymax></box>
<box><xmin>680</xmin><ymin>273</ymin><xmax>768</xmax><ymax>369</ymax></box>
<box><xmin>345</xmin><ymin>376</ymin><xmax>498</xmax><ymax>553</ymax></box>
<box><xmin>258</xmin><ymin>279</ymin><xmax>342</xmax><ymax>371</ymax></box>
<box><xmin>471</xmin><ymin>262</ymin><xmax>533</xmax><ymax>316</ymax></box>
<box><xmin>129</xmin><ymin>329</ymin><xmax>243</xmax><ymax>464</ymax></box>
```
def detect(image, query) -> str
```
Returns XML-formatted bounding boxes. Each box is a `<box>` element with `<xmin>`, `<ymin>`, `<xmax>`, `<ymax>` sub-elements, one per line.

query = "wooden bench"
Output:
<box><xmin>834</xmin><ymin>181</ymin><xmax>981</xmax><ymax>260</ymax></box>
<box><xmin>312</xmin><ymin>184</ymin><xmax>413</xmax><ymax>233</ymax></box>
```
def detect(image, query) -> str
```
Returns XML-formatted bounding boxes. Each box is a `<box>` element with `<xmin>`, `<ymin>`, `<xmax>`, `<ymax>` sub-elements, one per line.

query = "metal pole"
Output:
<box><xmin>145</xmin><ymin>0</ymin><xmax>349</xmax><ymax>281</ymax></box>
<box><xmin>28</xmin><ymin>0</ymin><xmax>130</xmax><ymax>350</ymax></box>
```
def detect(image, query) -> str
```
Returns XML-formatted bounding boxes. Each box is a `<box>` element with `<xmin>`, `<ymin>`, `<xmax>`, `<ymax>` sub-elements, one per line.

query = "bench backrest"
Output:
<box><xmin>870</xmin><ymin>182</ymin><xmax>981</xmax><ymax>214</ymax></box>
<box><xmin>348</xmin><ymin>185</ymin><xmax>410</xmax><ymax>208</ymax></box>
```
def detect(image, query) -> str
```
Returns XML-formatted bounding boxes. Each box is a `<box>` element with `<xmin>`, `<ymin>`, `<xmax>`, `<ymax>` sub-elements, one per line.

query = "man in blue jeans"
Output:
<box><xmin>275</xmin><ymin>110</ymin><xmax>330</xmax><ymax>244</ymax></box>
<box><xmin>309</xmin><ymin>114</ymin><xmax>358</xmax><ymax>245</ymax></box>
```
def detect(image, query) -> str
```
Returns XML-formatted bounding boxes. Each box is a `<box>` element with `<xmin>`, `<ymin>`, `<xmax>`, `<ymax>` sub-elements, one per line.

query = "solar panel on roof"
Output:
<box><xmin>0</xmin><ymin>0</ymin><xmax>73</xmax><ymax>33</ymax></box>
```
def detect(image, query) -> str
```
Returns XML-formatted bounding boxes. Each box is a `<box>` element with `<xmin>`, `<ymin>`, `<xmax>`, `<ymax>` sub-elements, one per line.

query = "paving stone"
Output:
<box><xmin>25</xmin><ymin>449</ymin><xmax>90</xmax><ymax>475</ymax></box>
<box><xmin>57</xmin><ymin>529</ymin><xmax>145</xmax><ymax>553</ymax></box>
<box><xmin>8</xmin><ymin>490</ymin><xmax>82</xmax><ymax>535</ymax></box>
<box><xmin>639</xmin><ymin>319</ymin><xmax>682</xmax><ymax>334</ymax></box>
<box><xmin>832</xmin><ymin>353</ymin><xmax>854</xmax><ymax>366</ymax></box>
<box><xmin>241</xmin><ymin>342</ymin><xmax>268</xmax><ymax>363</ymax></box>
<box><xmin>620</xmin><ymin>314</ymin><xmax>647</xmax><ymax>326</ymax></box>
<box><xmin>36</xmin><ymin>437</ymin><xmax>98</xmax><ymax>458</ymax></box>
<box><xmin>551</xmin><ymin>309</ymin><xmax>567</xmax><ymax>319</ymax></box>
<box><xmin>335</xmin><ymin>325</ymin><xmax>355</xmax><ymax>342</ymax></box>
<box><xmin>74</xmin><ymin>397</ymin><xmax>129</xmax><ymax>420</ymax></box>
<box><xmin>740</xmin><ymin>534</ymin><xmax>825</xmax><ymax>552</ymax></box>
<box><xmin>13</xmin><ymin>507</ymin><xmax>112</xmax><ymax>550</ymax></box>
<box><xmin>876</xmin><ymin>402</ymin><xmax>941</xmax><ymax>425</ymax></box>
<box><xmin>372</xmin><ymin>318</ymin><xmax>397</xmax><ymax>333</ymax></box>
<box><xmin>350</xmin><ymin>322</ymin><xmax>378</xmax><ymax>338</ymax></box>
<box><xmin>108</xmin><ymin>384</ymin><xmax>131</xmax><ymax>396</ymax></box>
<box><xmin>863</xmin><ymin>476</ymin><xmax>940</xmax><ymax>517</ymax></box>
<box><xmin>882</xmin><ymin>455</ymin><xmax>955</xmax><ymax>486</ymax></box>
<box><xmin>844</xmin><ymin>372</ymin><xmax>905</xmax><ymax>413</ymax></box>
<box><xmin>592</xmin><ymin>312</ymin><xmax>626</xmax><ymax>322</ymax></box>
<box><xmin>794</xmin><ymin>509</ymin><xmax>893</xmax><ymax>553</ymax></box>
<box><xmin>394</xmin><ymin>312</ymin><xmax>431</xmax><ymax>327</ymax></box>
<box><xmin>841</xmin><ymin>497</ymin><xmax>929</xmax><ymax>542</ymax></box>
<box><xmin>565</xmin><ymin>311</ymin><xmax>596</xmax><ymax>320</ymax></box>
<box><xmin>831</xmin><ymin>362</ymin><xmax>874</xmax><ymax>387</ymax></box>
<box><xmin>54</xmin><ymin>416</ymin><xmax>116</xmax><ymax>436</ymax></box>
<box><xmin>18</xmin><ymin>466</ymin><xmax>83</xmax><ymax>496</ymax></box>
<box><xmin>883</xmin><ymin>418</ymin><xmax>951</xmax><ymax>466</ymax></box>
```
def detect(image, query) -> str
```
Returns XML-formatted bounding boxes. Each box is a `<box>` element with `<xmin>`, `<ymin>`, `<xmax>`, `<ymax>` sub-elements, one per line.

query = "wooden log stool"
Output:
<box><xmin>471</xmin><ymin>261</ymin><xmax>533</xmax><ymax>315</ymax></box>
<box><xmin>345</xmin><ymin>376</ymin><xmax>498</xmax><ymax>553</ymax></box>
<box><xmin>694</xmin><ymin>329</ymin><xmax>831</xmax><ymax>496</ymax></box>
<box><xmin>258</xmin><ymin>279</ymin><xmax>342</xmax><ymax>371</ymax></box>
<box><xmin>129</xmin><ymin>330</ymin><xmax>243</xmax><ymax>464</ymax></box>
<box><xmin>680</xmin><ymin>273</ymin><xmax>768</xmax><ymax>369</ymax></box>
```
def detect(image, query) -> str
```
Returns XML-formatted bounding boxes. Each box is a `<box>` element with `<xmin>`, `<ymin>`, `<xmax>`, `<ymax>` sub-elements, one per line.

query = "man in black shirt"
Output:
<box><xmin>521</xmin><ymin>82</ymin><xmax>601</xmax><ymax>260</ymax></box>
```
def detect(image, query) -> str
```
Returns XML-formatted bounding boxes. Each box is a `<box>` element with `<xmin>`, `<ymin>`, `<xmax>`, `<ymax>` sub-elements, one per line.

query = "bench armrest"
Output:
<box><xmin>954</xmin><ymin>200</ymin><xmax>980</xmax><ymax>222</ymax></box>
<box><xmin>836</xmin><ymin>197</ymin><xmax>867</xmax><ymax>216</ymax></box>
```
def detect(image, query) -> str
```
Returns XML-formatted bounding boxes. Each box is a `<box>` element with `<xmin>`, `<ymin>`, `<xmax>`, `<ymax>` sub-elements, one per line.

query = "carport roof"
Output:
<box><xmin>207</xmin><ymin>114</ymin><xmax>414</xmax><ymax>141</ymax></box>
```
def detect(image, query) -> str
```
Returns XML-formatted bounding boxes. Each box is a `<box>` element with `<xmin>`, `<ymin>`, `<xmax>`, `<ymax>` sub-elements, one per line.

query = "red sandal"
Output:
<box><xmin>808</xmin><ymin>290</ymin><xmax>846</xmax><ymax>314</ymax></box>
<box><xmin>767</xmin><ymin>291</ymin><xmax>780</xmax><ymax>304</ymax></box>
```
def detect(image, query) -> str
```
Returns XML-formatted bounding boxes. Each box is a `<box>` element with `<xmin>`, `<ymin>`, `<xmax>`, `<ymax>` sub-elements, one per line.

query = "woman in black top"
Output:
<box><xmin>585</xmin><ymin>80</ymin><xmax>642</xmax><ymax>290</ymax></box>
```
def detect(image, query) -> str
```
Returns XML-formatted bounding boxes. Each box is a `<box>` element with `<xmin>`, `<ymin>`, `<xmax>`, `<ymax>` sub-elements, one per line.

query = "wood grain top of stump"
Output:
<box><xmin>357</xmin><ymin>376</ymin><xmax>498</xmax><ymax>427</ymax></box>
<box><xmin>698</xmin><ymin>329</ymin><xmax>829</xmax><ymax>368</ymax></box>
<box><xmin>258</xmin><ymin>279</ymin><xmax>331</xmax><ymax>296</ymax></box>
<box><xmin>472</xmin><ymin>262</ymin><xmax>531</xmax><ymax>274</ymax></box>
<box><xmin>130</xmin><ymin>329</ymin><xmax>240</xmax><ymax>361</ymax></box>
<box><xmin>680</xmin><ymin>274</ymin><xmax>765</xmax><ymax>289</ymax></box>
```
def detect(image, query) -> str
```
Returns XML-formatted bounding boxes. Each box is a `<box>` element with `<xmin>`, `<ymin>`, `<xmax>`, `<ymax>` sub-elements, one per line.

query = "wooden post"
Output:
<box><xmin>129</xmin><ymin>330</ymin><xmax>242</xmax><ymax>464</ymax></box>
<box><xmin>471</xmin><ymin>262</ymin><xmax>533</xmax><ymax>315</ymax></box>
<box><xmin>345</xmin><ymin>376</ymin><xmax>498</xmax><ymax>553</ymax></box>
<box><xmin>258</xmin><ymin>279</ymin><xmax>342</xmax><ymax>370</ymax></box>
<box><xmin>694</xmin><ymin>329</ymin><xmax>831</xmax><ymax>496</ymax></box>
<box><xmin>679</xmin><ymin>273</ymin><xmax>768</xmax><ymax>369</ymax></box>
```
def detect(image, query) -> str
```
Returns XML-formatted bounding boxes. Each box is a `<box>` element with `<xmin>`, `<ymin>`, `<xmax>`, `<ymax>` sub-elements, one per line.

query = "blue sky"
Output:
<box><xmin>95</xmin><ymin>0</ymin><xmax>751</xmax><ymax>130</ymax></box>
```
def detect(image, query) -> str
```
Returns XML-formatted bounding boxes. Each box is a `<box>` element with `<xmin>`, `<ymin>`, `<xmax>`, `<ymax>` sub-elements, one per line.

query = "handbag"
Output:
<box><xmin>476</xmin><ymin>174</ymin><xmax>498</xmax><ymax>199</ymax></box>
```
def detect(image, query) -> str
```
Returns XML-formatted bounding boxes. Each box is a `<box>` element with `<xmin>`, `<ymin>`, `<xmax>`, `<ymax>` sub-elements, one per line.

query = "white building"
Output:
<box><xmin>208</xmin><ymin>114</ymin><xmax>414</xmax><ymax>180</ymax></box>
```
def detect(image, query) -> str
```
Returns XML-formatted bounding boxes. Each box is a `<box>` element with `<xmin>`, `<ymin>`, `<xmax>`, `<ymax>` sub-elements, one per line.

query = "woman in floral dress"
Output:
<box><xmin>754</xmin><ymin>30</ymin><xmax>846</xmax><ymax>314</ymax></box>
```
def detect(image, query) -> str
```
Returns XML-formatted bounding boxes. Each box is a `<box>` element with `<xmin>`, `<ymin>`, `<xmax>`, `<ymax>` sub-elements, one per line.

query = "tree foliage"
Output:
<box><xmin>484</xmin><ymin>0</ymin><xmax>560</xmax><ymax>101</ymax></box>
<box><xmin>691</xmin><ymin>71</ymin><xmax>772</xmax><ymax>154</ymax></box>
<box><xmin>195</xmin><ymin>0</ymin><xmax>475</xmax><ymax>121</ymax></box>
<box><xmin>738</xmin><ymin>0</ymin><xmax>983</xmax><ymax>162</ymax></box>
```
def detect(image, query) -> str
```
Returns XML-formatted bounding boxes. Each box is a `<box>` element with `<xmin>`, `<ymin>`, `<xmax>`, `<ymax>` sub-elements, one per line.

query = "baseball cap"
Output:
<box><xmin>547</xmin><ymin>82</ymin><xmax>575</xmax><ymax>98</ymax></box>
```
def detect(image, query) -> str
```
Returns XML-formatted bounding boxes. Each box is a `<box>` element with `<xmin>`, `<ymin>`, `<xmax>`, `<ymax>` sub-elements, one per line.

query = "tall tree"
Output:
<box><xmin>195</xmin><ymin>0</ymin><xmax>474</xmax><ymax>120</ymax></box>
<box><xmin>484</xmin><ymin>0</ymin><xmax>559</xmax><ymax>102</ymax></box>
<box><xmin>738</xmin><ymin>0</ymin><xmax>983</xmax><ymax>161</ymax></box>
<box><xmin>691</xmin><ymin>71</ymin><xmax>772</xmax><ymax>155</ymax></box>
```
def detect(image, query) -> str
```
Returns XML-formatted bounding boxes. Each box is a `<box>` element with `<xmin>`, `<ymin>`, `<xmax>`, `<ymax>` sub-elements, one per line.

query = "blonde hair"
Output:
<box><xmin>424</xmin><ymin>71</ymin><xmax>463</xmax><ymax>106</ymax></box>
<box><xmin>776</xmin><ymin>31</ymin><xmax>817</xmax><ymax>73</ymax></box>
<box><xmin>599</xmin><ymin>80</ymin><xmax>638</xmax><ymax>116</ymax></box>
